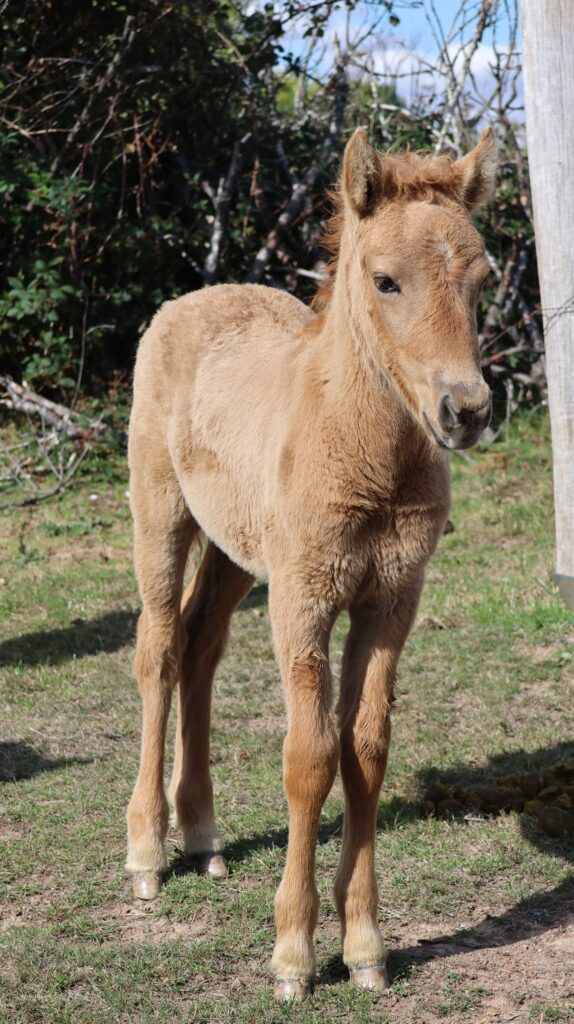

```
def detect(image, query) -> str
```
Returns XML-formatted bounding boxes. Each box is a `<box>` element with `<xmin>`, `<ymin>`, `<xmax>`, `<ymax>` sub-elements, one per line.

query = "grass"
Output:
<box><xmin>0</xmin><ymin>409</ymin><xmax>573</xmax><ymax>1023</ymax></box>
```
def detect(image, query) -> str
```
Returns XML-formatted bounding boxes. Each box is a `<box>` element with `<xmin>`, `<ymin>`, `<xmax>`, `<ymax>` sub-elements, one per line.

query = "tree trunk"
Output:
<box><xmin>520</xmin><ymin>0</ymin><xmax>574</xmax><ymax>608</ymax></box>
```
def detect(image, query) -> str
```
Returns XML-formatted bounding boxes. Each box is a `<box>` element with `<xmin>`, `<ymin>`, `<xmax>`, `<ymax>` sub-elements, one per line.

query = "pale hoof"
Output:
<box><xmin>196</xmin><ymin>852</ymin><xmax>228</xmax><ymax>879</ymax></box>
<box><xmin>274</xmin><ymin>978</ymin><xmax>313</xmax><ymax>1001</ymax></box>
<box><xmin>349</xmin><ymin>963</ymin><xmax>390</xmax><ymax>993</ymax></box>
<box><xmin>132</xmin><ymin>870</ymin><xmax>163</xmax><ymax>901</ymax></box>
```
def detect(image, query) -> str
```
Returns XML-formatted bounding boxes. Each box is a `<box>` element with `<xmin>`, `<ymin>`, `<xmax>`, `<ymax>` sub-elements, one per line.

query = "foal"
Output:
<box><xmin>126</xmin><ymin>128</ymin><xmax>496</xmax><ymax>998</ymax></box>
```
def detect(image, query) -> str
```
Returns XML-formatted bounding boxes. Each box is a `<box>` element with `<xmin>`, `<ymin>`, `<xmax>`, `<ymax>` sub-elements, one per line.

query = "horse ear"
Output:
<box><xmin>453</xmin><ymin>127</ymin><xmax>498</xmax><ymax>210</ymax></box>
<box><xmin>342</xmin><ymin>128</ymin><xmax>389</xmax><ymax>217</ymax></box>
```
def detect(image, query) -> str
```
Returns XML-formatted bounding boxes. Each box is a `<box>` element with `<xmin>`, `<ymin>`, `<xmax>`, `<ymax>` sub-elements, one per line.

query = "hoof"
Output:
<box><xmin>349</xmin><ymin>963</ymin><xmax>390</xmax><ymax>993</ymax></box>
<box><xmin>196</xmin><ymin>852</ymin><xmax>228</xmax><ymax>879</ymax></box>
<box><xmin>274</xmin><ymin>978</ymin><xmax>313</xmax><ymax>1001</ymax></box>
<box><xmin>132</xmin><ymin>870</ymin><xmax>163</xmax><ymax>901</ymax></box>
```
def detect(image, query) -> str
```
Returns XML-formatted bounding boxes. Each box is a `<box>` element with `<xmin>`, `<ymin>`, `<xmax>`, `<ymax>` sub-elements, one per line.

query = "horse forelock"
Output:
<box><xmin>311</xmin><ymin>149</ymin><xmax>465</xmax><ymax>314</ymax></box>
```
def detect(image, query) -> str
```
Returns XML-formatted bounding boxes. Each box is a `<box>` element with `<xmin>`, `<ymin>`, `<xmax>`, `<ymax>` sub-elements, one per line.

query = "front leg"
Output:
<box><xmin>335</xmin><ymin>577</ymin><xmax>423</xmax><ymax>991</ymax></box>
<box><xmin>268</xmin><ymin>574</ymin><xmax>339</xmax><ymax>1000</ymax></box>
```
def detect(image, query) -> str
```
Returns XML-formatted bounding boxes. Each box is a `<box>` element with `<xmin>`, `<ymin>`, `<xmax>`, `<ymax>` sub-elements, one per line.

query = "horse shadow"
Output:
<box><xmin>0</xmin><ymin>741</ymin><xmax>91</xmax><ymax>782</ymax></box>
<box><xmin>383</xmin><ymin>740</ymin><xmax>574</xmax><ymax>980</ymax></box>
<box><xmin>0</xmin><ymin>609</ymin><xmax>138</xmax><ymax>667</ymax></box>
<box><xmin>0</xmin><ymin>594</ymin><xmax>268</xmax><ymax>668</ymax></box>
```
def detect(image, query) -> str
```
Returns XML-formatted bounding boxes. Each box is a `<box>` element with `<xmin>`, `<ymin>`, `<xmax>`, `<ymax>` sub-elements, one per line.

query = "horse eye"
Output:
<box><xmin>374</xmin><ymin>275</ymin><xmax>400</xmax><ymax>295</ymax></box>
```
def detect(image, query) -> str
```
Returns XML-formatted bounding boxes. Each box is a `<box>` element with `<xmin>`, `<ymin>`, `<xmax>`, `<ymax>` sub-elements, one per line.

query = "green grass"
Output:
<box><xmin>1</xmin><ymin>410</ymin><xmax>573</xmax><ymax>1023</ymax></box>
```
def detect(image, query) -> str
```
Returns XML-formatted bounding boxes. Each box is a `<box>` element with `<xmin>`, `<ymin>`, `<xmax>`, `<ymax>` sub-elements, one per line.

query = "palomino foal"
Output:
<box><xmin>126</xmin><ymin>128</ymin><xmax>496</xmax><ymax>998</ymax></box>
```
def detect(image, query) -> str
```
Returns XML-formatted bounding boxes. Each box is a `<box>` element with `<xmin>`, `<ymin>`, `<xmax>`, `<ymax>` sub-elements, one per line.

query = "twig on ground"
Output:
<box><xmin>0</xmin><ymin>446</ymin><xmax>91</xmax><ymax>511</ymax></box>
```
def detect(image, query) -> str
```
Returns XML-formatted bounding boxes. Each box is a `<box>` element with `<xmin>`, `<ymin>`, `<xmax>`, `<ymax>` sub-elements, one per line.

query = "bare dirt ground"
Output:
<box><xmin>386</xmin><ymin>905</ymin><xmax>574</xmax><ymax>1022</ymax></box>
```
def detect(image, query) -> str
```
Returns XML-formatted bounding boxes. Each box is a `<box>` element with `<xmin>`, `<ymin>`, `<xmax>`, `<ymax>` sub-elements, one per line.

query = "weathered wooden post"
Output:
<box><xmin>520</xmin><ymin>0</ymin><xmax>574</xmax><ymax>609</ymax></box>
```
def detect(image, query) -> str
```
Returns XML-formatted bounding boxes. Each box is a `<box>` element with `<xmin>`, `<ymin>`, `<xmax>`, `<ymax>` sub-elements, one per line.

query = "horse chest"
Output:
<box><xmin>370</xmin><ymin>510</ymin><xmax>442</xmax><ymax>584</ymax></box>
<box><xmin>347</xmin><ymin>503</ymin><xmax>447</xmax><ymax>603</ymax></box>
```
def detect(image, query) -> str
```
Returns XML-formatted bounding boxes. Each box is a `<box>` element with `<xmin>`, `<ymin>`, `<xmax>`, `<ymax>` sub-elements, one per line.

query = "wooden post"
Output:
<box><xmin>520</xmin><ymin>0</ymin><xmax>574</xmax><ymax>609</ymax></box>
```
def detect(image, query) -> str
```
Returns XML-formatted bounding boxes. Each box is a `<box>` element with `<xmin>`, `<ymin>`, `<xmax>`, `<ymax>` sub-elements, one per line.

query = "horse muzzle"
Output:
<box><xmin>424</xmin><ymin>383</ymin><xmax>492</xmax><ymax>451</ymax></box>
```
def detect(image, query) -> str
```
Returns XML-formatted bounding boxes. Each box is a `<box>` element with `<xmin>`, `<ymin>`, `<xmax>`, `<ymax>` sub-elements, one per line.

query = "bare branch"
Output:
<box><xmin>50</xmin><ymin>14</ymin><xmax>136</xmax><ymax>175</ymax></box>
<box><xmin>246</xmin><ymin>58</ymin><xmax>348</xmax><ymax>284</ymax></box>
<box><xmin>432</xmin><ymin>0</ymin><xmax>494</xmax><ymax>155</ymax></box>
<box><xmin>0</xmin><ymin>446</ymin><xmax>91</xmax><ymax>512</ymax></box>
<box><xmin>203</xmin><ymin>132</ymin><xmax>251</xmax><ymax>288</ymax></box>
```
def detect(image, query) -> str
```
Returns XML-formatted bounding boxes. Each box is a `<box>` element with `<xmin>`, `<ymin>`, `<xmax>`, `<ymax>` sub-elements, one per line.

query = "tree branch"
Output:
<box><xmin>203</xmin><ymin>132</ymin><xmax>251</xmax><ymax>287</ymax></box>
<box><xmin>245</xmin><ymin>58</ymin><xmax>348</xmax><ymax>285</ymax></box>
<box><xmin>50</xmin><ymin>14</ymin><xmax>135</xmax><ymax>175</ymax></box>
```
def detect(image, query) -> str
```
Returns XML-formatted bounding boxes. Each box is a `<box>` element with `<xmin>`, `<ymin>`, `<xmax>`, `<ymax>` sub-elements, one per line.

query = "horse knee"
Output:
<box><xmin>134</xmin><ymin>610</ymin><xmax>183</xmax><ymax>691</ymax></box>
<box><xmin>341</xmin><ymin>711</ymin><xmax>391</xmax><ymax>792</ymax></box>
<box><xmin>283</xmin><ymin>714</ymin><xmax>339</xmax><ymax>808</ymax></box>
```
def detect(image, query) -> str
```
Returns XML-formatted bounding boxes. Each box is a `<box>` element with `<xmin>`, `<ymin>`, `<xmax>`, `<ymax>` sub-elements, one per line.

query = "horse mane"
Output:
<box><xmin>312</xmin><ymin>149</ymin><xmax>463</xmax><ymax>313</ymax></box>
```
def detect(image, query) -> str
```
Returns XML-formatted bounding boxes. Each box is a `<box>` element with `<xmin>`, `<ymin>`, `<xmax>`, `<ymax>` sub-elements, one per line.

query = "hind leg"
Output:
<box><xmin>168</xmin><ymin>543</ymin><xmax>254</xmax><ymax>876</ymax></box>
<box><xmin>126</xmin><ymin>450</ymin><xmax>197</xmax><ymax>899</ymax></box>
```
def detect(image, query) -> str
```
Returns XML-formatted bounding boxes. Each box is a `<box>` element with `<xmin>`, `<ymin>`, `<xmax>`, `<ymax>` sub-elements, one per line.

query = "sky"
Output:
<box><xmin>383</xmin><ymin>0</ymin><xmax>520</xmax><ymax>51</ymax></box>
<box><xmin>280</xmin><ymin>1</ymin><xmax>522</xmax><ymax>114</ymax></box>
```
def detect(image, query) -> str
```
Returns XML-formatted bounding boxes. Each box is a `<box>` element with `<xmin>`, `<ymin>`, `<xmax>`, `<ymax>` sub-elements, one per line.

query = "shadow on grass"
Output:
<box><xmin>0</xmin><ymin>609</ymin><xmax>138</xmax><ymax>667</ymax></box>
<box><xmin>164</xmin><ymin>794</ymin><xmax>415</xmax><ymax>884</ymax></box>
<box><xmin>166</xmin><ymin>795</ymin><xmax>420</xmax><ymax>883</ymax></box>
<box><xmin>0</xmin><ymin>591</ymin><xmax>268</xmax><ymax>668</ymax></box>
<box><xmin>0</xmin><ymin>741</ymin><xmax>91</xmax><ymax>782</ymax></box>
<box><xmin>389</xmin><ymin>739</ymin><xmax>574</xmax><ymax>979</ymax></box>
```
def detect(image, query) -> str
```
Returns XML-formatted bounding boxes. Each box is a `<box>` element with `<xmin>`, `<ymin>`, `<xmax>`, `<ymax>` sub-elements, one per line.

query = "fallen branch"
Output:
<box><xmin>0</xmin><ymin>376</ymin><xmax>106</xmax><ymax>440</ymax></box>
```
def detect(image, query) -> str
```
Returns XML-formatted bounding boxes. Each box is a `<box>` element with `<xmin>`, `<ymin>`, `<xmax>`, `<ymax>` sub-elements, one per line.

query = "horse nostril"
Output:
<box><xmin>438</xmin><ymin>394</ymin><xmax>460</xmax><ymax>432</ymax></box>
<box><xmin>479</xmin><ymin>393</ymin><xmax>493</xmax><ymax>424</ymax></box>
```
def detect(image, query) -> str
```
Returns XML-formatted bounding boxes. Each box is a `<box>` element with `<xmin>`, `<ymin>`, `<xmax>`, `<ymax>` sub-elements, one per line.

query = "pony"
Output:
<box><xmin>125</xmin><ymin>127</ymin><xmax>496</xmax><ymax>999</ymax></box>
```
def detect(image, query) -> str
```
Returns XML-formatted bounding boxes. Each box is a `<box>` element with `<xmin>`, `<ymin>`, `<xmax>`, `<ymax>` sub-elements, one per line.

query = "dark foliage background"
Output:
<box><xmin>0</xmin><ymin>0</ymin><xmax>542</xmax><ymax>409</ymax></box>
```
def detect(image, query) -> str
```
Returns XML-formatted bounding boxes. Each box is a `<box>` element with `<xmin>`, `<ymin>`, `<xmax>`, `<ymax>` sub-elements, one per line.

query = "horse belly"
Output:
<box><xmin>179</xmin><ymin>464</ymin><xmax>267</xmax><ymax>578</ymax></box>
